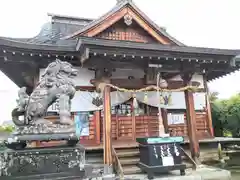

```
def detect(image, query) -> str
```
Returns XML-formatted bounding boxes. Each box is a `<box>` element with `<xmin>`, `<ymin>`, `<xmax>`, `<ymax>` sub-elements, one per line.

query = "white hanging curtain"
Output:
<box><xmin>135</xmin><ymin>92</ymin><xmax>206</xmax><ymax>110</ymax></box>
<box><xmin>110</xmin><ymin>91</ymin><xmax>132</xmax><ymax>107</ymax></box>
<box><xmin>72</xmin><ymin>91</ymin><xmax>132</xmax><ymax>112</ymax></box>
<box><xmin>71</xmin><ymin>91</ymin><xmax>100</xmax><ymax>112</ymax></box>
<box><xmin>48</xmin><ymin>91</ymin><xmax>206</xmax><ymax>112</ymax></box>
<box><xmin>49</xmin><ymin>91</ymin><xmax>132</xmax><ymax>112</ymax></box>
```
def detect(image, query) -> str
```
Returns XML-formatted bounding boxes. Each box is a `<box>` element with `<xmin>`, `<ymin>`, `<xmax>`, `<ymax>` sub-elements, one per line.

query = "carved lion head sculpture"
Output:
<box><xmin>42</xmin><ymin>59</ymin><xmax>78</xmax><ymax>78</ymax></box>
<box><xmin>40</xmin><ymin>59</ymin><xmax>78</xmax><ymax>87</ymax></box>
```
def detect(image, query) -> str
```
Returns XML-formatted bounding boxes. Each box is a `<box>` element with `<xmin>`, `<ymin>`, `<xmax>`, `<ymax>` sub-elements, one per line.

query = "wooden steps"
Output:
<box><xmin>115</xmin><ymin>146</ymin><xmax>195</xmax><ymax>175</ymax></box>
<box><xmin>123</xmin><ymin>165</ymin><xmax>142</xmax><ymax>174</ymax></box>
<box><xmin>116</xmin><ymin>148</ymin><xmax>140</xmax><ymax>157</ymax></box>
<box><xmin>116</xmin><ymin>147</ymin><xmax>142</xmax><ymax>175</ymax></box>
<box><xmin>85</xmin><ymin>146</ymin><xmax>195</xmax><ymax>175</ymax></box>
<box><xmin>85</xmin><ymin>149</ymin><xmax>104</xmax><ymax>168</ymax></box>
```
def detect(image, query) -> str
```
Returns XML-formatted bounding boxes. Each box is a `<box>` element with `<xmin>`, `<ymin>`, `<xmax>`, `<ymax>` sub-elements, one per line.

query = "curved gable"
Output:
<box><xmin>63</xmin><ymin>0</ymin><xmax>184</xmax><ymax>46</ymax></box>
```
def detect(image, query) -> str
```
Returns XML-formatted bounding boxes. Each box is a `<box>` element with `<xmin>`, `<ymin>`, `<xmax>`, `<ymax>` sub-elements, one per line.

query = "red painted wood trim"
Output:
<box><xmin>94</xmin><ymin>111</ymin><xmax>101</xmax><ymax>145</ymax></box>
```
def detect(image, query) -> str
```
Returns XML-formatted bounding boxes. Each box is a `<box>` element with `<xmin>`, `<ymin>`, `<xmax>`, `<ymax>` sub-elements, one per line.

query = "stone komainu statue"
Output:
<box><xmin>12</xmin><ymin>59</ymin><xmax>78</xmax><ymax>132</ymax></box>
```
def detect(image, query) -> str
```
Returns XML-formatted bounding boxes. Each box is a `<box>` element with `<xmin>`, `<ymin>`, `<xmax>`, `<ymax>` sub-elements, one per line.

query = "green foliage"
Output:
<box><xmin>209</xmin><ymin>91</ymin><xmax>219</xmax><ymax>102</ymax></box>
<box><xmin>211</xmin><ymin>93</ymin><xmax>240</xmax><ymax>137</ymax></box>
<box><xmin>0</xmin><ymin>125</ymin><xmax>15</xmax><ymax>133</ymax></box>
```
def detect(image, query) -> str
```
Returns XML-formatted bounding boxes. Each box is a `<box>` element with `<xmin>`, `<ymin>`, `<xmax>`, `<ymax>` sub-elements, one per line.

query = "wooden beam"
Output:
<box><xmin>93</xmin><ymin>68</ymin><xmax>113</xmax><ymax>165</ymax></box>
<box><xmin>94</xmin><ymin>111</ymin><xmax>101</xmax><ymax>145</ymax></box>
<box><xmin>161</xmin><ymin>72</ymin><xmax>179</xmax><ymax>80</ymax></box>
<box><xmin>181</xmin><ymin>72</ymin><xmax>200</xmax><ymax>163</ymax></box>
<box><xmin>103</xmin><ymin>84</ymin><xmax>112</xmax><ymax>165</ymax></box>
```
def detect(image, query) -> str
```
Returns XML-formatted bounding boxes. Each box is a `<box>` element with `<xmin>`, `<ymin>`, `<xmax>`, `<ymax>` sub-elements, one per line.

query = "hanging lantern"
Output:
<box><xmin>143</xmin><ymin>92</ymin><xmax>148</xmax><ymax>103</ymax></box>
<box><xmin>159</xmin><ymin>93</ymin><xmax>165</xmax><ymax>104</ymax></box>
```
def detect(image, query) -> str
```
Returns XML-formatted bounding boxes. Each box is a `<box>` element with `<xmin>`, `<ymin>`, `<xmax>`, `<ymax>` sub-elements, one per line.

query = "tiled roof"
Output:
<box><xmin>77</xmin><ymin>36</ymin><xmax>240</xmax><ymax>56</ymax></box>
<box><xmin>0</xmin><ymin>13</ymin><xmax>93</xmax><ymax>46</ymax></box>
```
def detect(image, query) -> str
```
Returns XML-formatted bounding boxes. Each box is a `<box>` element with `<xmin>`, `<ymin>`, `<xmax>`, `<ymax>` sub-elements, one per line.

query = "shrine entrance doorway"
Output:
<box><xmin>99</xmin><ymin>101</ymin><xmax>160</xmax><ymax>142</ymax></box>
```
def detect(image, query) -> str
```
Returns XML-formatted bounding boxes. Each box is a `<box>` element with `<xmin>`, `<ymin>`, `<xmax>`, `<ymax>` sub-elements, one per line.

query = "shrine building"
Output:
<box><xmin>0</xmin><ymin>0</ymin><xmax>240</xmax><ymax>175</ymax></box>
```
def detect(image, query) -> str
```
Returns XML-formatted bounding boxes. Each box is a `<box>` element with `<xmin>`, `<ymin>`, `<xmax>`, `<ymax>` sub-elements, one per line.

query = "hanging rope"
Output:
<box><xmin>97</xmin><ymin>82</ymin><xmax>198</xmax><ymax>93</ymax></box>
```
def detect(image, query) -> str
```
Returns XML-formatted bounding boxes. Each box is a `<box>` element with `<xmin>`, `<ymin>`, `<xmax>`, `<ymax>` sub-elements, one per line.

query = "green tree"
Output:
<box><xmin>209</xmin><ymin>91</ymin><xmax>219</xmax><ymax>102</ymax></box>
<box><xmin>211</xmin><ymin>99</ymin><xmax>225</xmax><ymax>136</ymax></box>
<box><xmin>0</xmin><ymin>125</ymin><xmax>15</xmax><ymax>133</ymax></box>
<box><xmin>211</xmin><ymin>93</ymin><xmax>240</xmax><ymax>137</ymax></box>
<box><xmin>223</xmin><ymin>94</ymin><xmax>240</xmax><ymax>137</ymax></box>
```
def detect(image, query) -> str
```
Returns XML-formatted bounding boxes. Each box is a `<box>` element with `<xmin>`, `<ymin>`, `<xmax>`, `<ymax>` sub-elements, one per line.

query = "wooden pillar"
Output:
<box><xmin>203</xmin><ymin>75</ymin><xmax>214</xmax><ymax>137</ymax></box>
<box><xmin>181</xmin><ymin>73</ymin><xmax>200</xmax><ymax>162</ymax></box>
<box><xmin>94</xmin><ymin>68</ymin><xmax>113</xmax><ymax>165</ymax></box>
<box><xmin>94</xmin><ymin>111</ymin><xmax>101</xmax><ymax>144</ymax></box>
<box><xmin>161</xmin><ymin>108</ymin><xmax>169</xmax><ymax>133</ymax></box>
<box><xmin>103</xmin><ymin>85</ymin><xmax>112</xmax><ymax>165</ymax></box>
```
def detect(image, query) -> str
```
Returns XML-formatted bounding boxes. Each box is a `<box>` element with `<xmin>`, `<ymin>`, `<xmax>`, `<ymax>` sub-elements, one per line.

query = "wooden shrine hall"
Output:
<box><xmin>1</xmin><ymin>0</ymin><xmax>240</xmax><ymax>175</ymax></box>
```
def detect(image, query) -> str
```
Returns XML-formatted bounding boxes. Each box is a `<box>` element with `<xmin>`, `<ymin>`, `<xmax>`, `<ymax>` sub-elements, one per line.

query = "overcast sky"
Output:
<box><xmin>1</xmin><ymin>0</ymin><xmax>240</xmax><ymax>122</ymax></box>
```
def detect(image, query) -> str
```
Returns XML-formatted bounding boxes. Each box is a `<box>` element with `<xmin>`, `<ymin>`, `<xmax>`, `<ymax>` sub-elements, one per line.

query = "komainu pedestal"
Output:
<box><xmin>0</xmin><ymin>60</ymin><xmax>105</xmax><ymax>179</ymax></box>
<box><xmin>0</xmin><ymin>145</ymin><xmax>85</xmax><ymax>180</ymax></box>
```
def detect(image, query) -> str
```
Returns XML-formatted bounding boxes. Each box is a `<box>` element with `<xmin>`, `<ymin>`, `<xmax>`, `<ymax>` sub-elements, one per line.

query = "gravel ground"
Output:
<box><xmin>124</xmin><ymin>165</ymin><xmax>231</xmax><ymax>180</ymax></box>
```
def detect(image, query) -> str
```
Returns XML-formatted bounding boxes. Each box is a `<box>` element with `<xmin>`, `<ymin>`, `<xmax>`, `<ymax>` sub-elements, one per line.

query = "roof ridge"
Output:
<box><xmin>48</xmin><ymin>13</ymin><xmax>94</xmax><ymax>21</ymax></box>
<box><xmin>127</xmin><ymin>1</ymin><xmax>185</xmax><ymax>46</ymax></box>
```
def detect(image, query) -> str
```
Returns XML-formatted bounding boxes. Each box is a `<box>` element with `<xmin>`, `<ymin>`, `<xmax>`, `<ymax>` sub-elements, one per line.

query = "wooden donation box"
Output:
<box><xmin>136</xmin><ymin>137</ymin><xmax>186</xmax><ymax>179</ymax></box>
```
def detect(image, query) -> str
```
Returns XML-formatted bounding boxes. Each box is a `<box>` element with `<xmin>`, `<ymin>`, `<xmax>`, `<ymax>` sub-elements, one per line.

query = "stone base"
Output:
<box><xmin>0</xmin><ymin>145</ymin><xmax>85</xmax><ymax>180</ymax></box>
<box><xmin>4</xmin><ymin>133</ymin><xmax>79</xmax><ymax>150</ymax></box>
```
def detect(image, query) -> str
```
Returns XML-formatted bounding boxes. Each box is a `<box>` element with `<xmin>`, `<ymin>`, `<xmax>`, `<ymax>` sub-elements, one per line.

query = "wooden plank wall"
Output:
<box><xmin>168</xmin><ymin>112</ymin><xmax>210</xmax><ymax>139</ymax></box>
<box><xmin>100</xmin><ymin>115</ymin><xmax>160</xmax><ymax>141</ymax></box>
<box><xmin>96</xmin><ymin>19</ymin><xmax>157</xmax><ymax>43</ymax></box>
<box><xmin>98</xmin><ymin>112</ymin><xmax>209</xmax><ymax>142</ymax></box>
<box><xmin>41</xmin><ymin>111</ymin><xmax>210</xmax><ymax>147</ymax></box>
<box><xmin>135</xmin><ymin>116</ymin><xmax>159</xmax><ymax>138</ymax></box>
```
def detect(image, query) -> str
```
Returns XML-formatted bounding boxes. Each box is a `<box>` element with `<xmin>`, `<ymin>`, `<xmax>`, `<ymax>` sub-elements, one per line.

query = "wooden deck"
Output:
<box><xmin>85</xmin><ymin>140</ymin><xmax>138</xmax><ymax>150</ymax></box>
<box><xmin>24</xmin><ymin>136</ymin><xmax>240</xmax><ymax>150</ymax></box>
<box><xmin>85</xmin><ymin>137</ymin><xmax>240</xmax><ymax>150</ymax></box>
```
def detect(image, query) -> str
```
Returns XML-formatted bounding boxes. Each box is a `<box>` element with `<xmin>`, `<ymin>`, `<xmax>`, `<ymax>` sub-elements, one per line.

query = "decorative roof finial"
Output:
<box><xmin>116</xmin><ymin>0</ymin><xmax>132</xmax><ymax>4</ymax></box>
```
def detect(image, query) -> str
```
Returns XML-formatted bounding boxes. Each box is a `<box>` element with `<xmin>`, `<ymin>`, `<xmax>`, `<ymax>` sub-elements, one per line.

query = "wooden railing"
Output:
<box><xmin>180</xmin><ymin>147</ymin><xmax>198</xmax><ymax>170</ymax></box>
<box><xmin>111</xmin><ymin>146</ymin><xmax>124</xmax><ymax>178</ymax></box>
